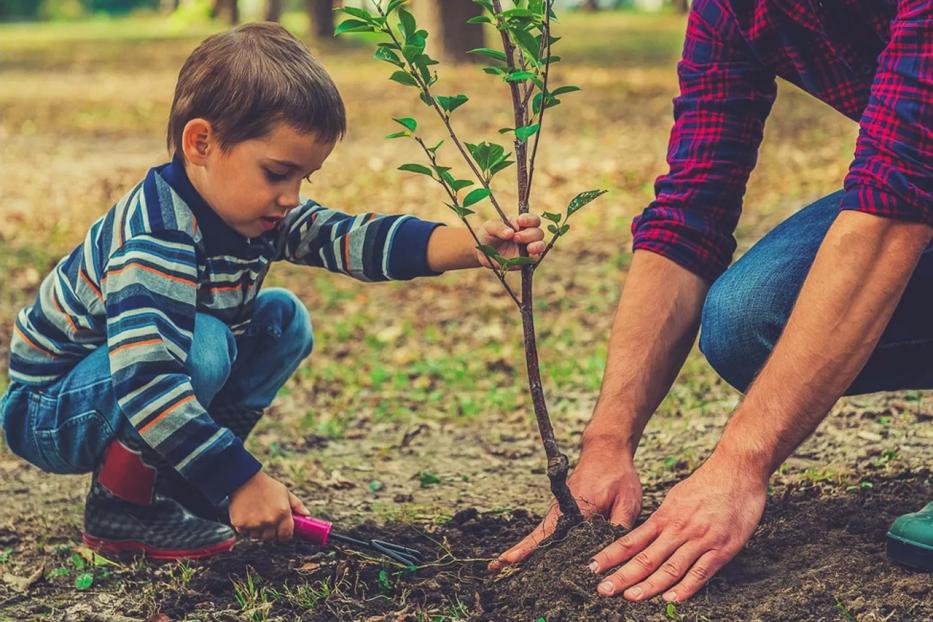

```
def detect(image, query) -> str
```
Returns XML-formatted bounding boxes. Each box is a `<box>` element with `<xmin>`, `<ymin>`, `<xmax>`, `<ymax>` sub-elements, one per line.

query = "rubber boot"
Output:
<box><xmin>887</xmin><ymin>501</ymin><xmax>933</xmax><ymax>572</ymax></box>
<box><xmin>82</xmin><ymin>438</ymin><xmax>236</xmax><ymax>560</ymax></box>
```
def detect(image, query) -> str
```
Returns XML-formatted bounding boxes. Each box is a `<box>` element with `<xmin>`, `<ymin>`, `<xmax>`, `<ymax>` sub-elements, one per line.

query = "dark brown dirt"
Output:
<box><xmin>5</xmin><ymin>469</ymin><xmax>919</xmax><ymax>622</ymax></box>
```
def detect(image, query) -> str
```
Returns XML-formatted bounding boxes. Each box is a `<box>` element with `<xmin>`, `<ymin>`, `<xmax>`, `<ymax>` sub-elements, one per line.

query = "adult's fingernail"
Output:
<box><xmin>588</xmin><ymin>561</ymin><xmax>599</xmax><ymax>573</ymax></box>
<box><xmin>597</xmin><ymin>580</ymin><xmax>614</xmax><ymax>595</ymax></box>
<box><xmin>624</xmin><ymin>586</ymin><xmax>643</xmax><ymax>600</ymax></box>
<box><xmin>504</xmin><ymin>227</ymin><xmax>513</xmax><ymax>234</ymax></box>
<box><xmin>663</xmin><ymin>591</ymin><xmax>677</xmax><ymax>602</ymax></box>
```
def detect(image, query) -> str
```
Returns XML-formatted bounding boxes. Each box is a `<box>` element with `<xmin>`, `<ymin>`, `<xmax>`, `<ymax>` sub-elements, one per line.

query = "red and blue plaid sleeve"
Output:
<box><xmin>840</xmin><ymin>1</ymin><xmax>933</xmax><ymax>228</ymax></box>
<box><xmin>631</xmin><ymin>0</ymin><xmax>777</xmax><ymax>281</ymax></box>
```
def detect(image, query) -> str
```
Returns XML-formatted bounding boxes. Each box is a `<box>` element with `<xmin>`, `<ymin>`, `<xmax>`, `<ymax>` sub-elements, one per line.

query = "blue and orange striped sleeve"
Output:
<box><xmin>274</xmin><ymin>200</ymin><xmax>443</xmax><ymax>281</ymax></box>
<box><xmin>103</xmin><ymin>230</ymin><xmax>261</xmax><ymax>504</ymax></box>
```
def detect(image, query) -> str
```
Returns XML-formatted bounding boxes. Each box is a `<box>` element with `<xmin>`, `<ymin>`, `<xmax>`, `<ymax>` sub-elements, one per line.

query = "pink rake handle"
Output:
<box><xmin>292</xmin><ymin>515</ymin><xmax>333</xmax><ymax>546</ymax></box>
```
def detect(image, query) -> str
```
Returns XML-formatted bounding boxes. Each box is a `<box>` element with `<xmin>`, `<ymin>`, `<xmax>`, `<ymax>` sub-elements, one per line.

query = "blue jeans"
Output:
<box><xmin>1</xmin><ymin>288</ymin><xmax>313</xmax><ymax>474</ymax></box>
<box><xmin>700</xmin><ymin>190</ymin><xmax>933</xmax><ymax>394</ymax></box>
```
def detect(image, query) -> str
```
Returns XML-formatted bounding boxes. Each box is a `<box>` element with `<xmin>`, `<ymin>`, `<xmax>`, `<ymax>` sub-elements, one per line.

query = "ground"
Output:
<box><xmin>0</xmin><ymin>9</ymin><xmax>930</xmax><ymax>622</ymax></box>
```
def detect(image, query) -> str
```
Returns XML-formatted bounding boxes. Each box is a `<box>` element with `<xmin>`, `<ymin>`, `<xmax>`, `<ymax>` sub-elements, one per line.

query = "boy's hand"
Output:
<box><xmin>228</xmin><ymin>470</ymin><xmax>309</xmax><ymax>542</ymax></box>
<box><xmin>475</xmin><ymin>213</ymin><xmax>545</xmax><ymax>269</ymax></box>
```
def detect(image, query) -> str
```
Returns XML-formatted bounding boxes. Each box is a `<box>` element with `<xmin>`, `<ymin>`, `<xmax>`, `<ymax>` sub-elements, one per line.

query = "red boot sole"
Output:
<box><xmin>82</xmin><ymin>533</ymin><xmax>236</xmax><ymax>560</ymax></box>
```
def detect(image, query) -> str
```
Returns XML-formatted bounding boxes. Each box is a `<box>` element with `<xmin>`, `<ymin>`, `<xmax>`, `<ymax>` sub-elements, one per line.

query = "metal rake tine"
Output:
<box><xmin>370</xmin><ymin>540</ymin><xmax>421</xmax><ymax>567</ymax></box>
<box><xmin>370</xmin><ymin>538</ymin><xmax>424</xmax><ymax>562</ymax></box>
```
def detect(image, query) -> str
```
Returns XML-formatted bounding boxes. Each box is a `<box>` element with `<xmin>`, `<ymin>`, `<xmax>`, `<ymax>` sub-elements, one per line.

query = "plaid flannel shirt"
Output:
<box><xmin>632</xmin><ymin>0</ymin><xmax>933</xmax><ymax>281</ymax></box>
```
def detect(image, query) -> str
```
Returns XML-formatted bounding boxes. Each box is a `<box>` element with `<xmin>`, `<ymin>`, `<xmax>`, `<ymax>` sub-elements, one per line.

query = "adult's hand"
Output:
<box><xmin>589</xmin><ymin>454</ymin><xmax>768</xmax><ymax>603</ymax></box>
<box><xmin>490</xmin><ymin>436</ymin><xmax>643</xmax><ymax>570</ymax></box>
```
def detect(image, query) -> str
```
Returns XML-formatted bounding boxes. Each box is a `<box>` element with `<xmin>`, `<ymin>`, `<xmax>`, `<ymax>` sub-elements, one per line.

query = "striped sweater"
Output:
<box><xmin>8</xmin><ymin>159</ymin><xmax>441</xmax><ymax>504</ymax></box>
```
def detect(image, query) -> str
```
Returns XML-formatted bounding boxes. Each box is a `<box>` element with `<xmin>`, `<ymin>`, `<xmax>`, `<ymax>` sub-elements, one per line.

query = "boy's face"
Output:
<box><xmin>184</xmin><ymin>120</ymin><xmax>335</xmax><ymax>238</ymax></box>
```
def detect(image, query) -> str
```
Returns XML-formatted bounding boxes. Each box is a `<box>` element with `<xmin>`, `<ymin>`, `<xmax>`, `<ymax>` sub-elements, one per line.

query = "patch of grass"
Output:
<box><xmin>232</xmin><ymin>566</ymin><xmax>277</xmax><ymax>622</ymax></box>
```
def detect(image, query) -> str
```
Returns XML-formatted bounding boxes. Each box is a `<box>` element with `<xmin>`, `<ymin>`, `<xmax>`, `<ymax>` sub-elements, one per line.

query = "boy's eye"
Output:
<box><xmin>264</xmin><ymin>169</ymin><xmax>288</xmax><ymax>182</ymax></box>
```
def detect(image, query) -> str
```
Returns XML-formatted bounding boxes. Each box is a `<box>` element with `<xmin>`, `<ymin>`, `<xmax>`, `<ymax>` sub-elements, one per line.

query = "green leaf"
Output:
<box><xmin>426</xmin><ymin>139</ymin><xmax>444</xmax><ymax>154</ymax></box>
<box><xmin>419</xmin><ymin>471</ymin><xmax>441</xmax><ymax>487</ymax></box>
<box><xmin>74</xmin><ymin>572</ymin><xmax>93</xmax><ymax>590</ymax></box>
<box><xmin>385</xmin><ymin>131</ymin><xmax>409</xmax><ymax>139</ymax></box>
<box><xmin>466</xmin><ymin>15</ymin><xmax>492</xmax><ymax>24</ymax></box>
<box><xmin>398</xmin><ymin>8</ymin><xmax>417</xmax><ymax>40</ymax></box>
<box><xmin>393</xmin><ymin>117</ymin><xmax>417</xmax><ymax>132</ymax></box>
<box><xmin>334</xmin><ymin>19</ymin><xmax>372</xmax><ymax>35</ymax></box>
<box><xmin>483</xmin><ymin>66</ymin><xmax>506</xmax><ymax>77</ymax></box>
<box><xmin>462</xmin><ymin>188</ymin><xmax>491</xmax><ymax>207</ymax></box>
<box><xmin>419</xmin><ymin>92</ymin><xmax>434</xmax><ymax>107</ymax></box>
<box><xmin>398</xmin><ymin>163</ymin><xmax>433</xmax><ymax>177</ymax></box>
<box><xmin>450</xmin><ymin>179</ymin><xmax>474</xmax><ymax>192</ymax></box>
<box><xmin>506</xmin><ymin>70</ymin><xmax>537</xmax><ymax>82</ymax></box>
<box><xmin>489</xmin><ymin>159</ymin><xmax>514</xmax><ymax>175</ymax></box>
<box><xmin>378</xmin><ymin>569</ymin><xmax>393</xmax><ymax>590</ymax></box>
<box><xmin>374</xmin><ymin>46</ymin><xmax>403</xmax><ymax>67</ymax></box>
<box><xmin>367</xmin><ymin>480</ymin><xmax>384</xmax><ymax>492</ymax></box>
<box><xmin>386</xmin><ymin>0</ymin><xmax>406</xmax><ymax>12</ymax></box>
<box><xmin>449</xmin><ymin>205</ymin><xmax>475</xmax><ymax>219</ymax></box>
<box><xmin>436</xmin><ymin>94</ymin><xmax>469</xmax><ymax>114</ymax></box>
<box><xmin>389</xmin><ymin>71</ymin><xmax>418</xmax><ymax>87</ymax></box>
<box><xmin>515</xmin><ymin>123</ymin><xmax>540</xmax><ymax>142</ymax></box>
<box><xmin>339</xmin><ymin>7</ymin><xmax>374</xmax><ymax>21</ymax></box>
<box><xmin>498</xmin><ymin>127</ymin><xmax>514</xmax><ymax>134</ymax></box>
<box><xmin>542</xmin><ymin>212</ymin><xmax>561</xmax><ymax>223</ymax></box>
<box><xmin>547</xmin><ymin>224</ymin><xmax>559</xmax><ymax>235</ymax></box>
<box><xmin>567</xmin><ymin>189</ymin><xmax>607</xmax><ymax>216</ymax></box>
<box><xmin>468</xmin><ymin>47</ymin><xmax>507</xmax><ymax>62</ymax></box>
<box><xmin>551</xmin><ymin>85</ymin><xmax>581</xmax><ymax>97</ymax></box>
<box><xmin>505</xmin><ymin>256</ymin><xmax>538</xmax><ymax>267</ymax></box>
<box><xmin>560</xmin><ymin>224</ymin><xmax>570</xmax><ymax>234</ymax></box>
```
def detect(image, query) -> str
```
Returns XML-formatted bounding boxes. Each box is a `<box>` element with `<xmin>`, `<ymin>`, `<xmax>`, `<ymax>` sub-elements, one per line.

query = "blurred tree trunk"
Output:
<box><xmin>675</xmin><ymin>0</ymin><xmax>690</xmax><ymax>12</ymax></box>
<box><xmin>160</xmin><ymin>0</ymin><xmax>180</xmax><ymax>14</ymax></box>
<box><xmin>211</xmin><ymin>0</ymin><xmax>239</xmax><ymax>24</ymax></box>
<box><xmin>265</xmin><ymin>0</ymin><xmax>284</xmax><ymax>21</ymax></box>
<box><xmin>415</xmin><ymin>0</ymin><xmax>484</xmax><ymax>64</ymax></box>
<box><xmin>579</xmin><ymin>0</ymin><xmax>599</xmax><ymax>10</ymax></box>
<box><xmin>308</xmin><ymin>0</ymin><xmax>335</xmax><ymax>39</ymax></box>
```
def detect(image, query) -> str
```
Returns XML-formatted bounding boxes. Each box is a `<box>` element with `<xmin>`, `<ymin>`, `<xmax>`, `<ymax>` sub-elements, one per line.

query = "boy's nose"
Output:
<box><xmin>278</xmin><ymin>188</ymin><xmax>301</xmax><ymax>210</ymax></box>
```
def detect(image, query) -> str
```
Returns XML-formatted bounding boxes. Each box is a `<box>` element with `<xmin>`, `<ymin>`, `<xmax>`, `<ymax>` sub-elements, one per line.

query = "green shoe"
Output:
<box><xmin>887</xmin><ymin>501</ymin><xmax>933</xmax><ymax>572</ymax></box>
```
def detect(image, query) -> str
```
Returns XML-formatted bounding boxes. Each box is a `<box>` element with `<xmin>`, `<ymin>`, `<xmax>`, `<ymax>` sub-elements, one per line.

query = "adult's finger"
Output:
<box><xmin>609</xmin><ymin>542</ymin><xmax>707</xmax><ymax>601</ymax></box>
<box><xmin>488</xmin><ymin>505</ymin><xmax>560</xmax><ymax>570</ymax></box>
<box><xmin>609</xmin><ymin>493</ymin><xmax>641</xmax><ymax>529</ymax></box>
<box><xmin>590</xmin><ymin>518</ymin><xmax>660</xmax><ymax>573</ymax></box>
<box><xmin>596</xmin><ymin>533</ymin><xmax>682</xmax><ymax>599</ymax></box>
<box><xmin>260</xmin><ymin>526</ymin><xmax>277</xmax><ymax>542</ymax></box>
<box><xmin>662</xmin><ymin>549</ymin><xmax>729</xmax><ymax>603</ymax></box>
<box><xmin>515</xmin><ymin>227</ymin><xmax>545</xmax><ymax>244</ymax></box>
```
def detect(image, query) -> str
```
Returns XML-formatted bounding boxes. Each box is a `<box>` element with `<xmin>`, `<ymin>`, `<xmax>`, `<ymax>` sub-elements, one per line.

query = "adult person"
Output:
<box><xmin>493</xmin><ymin>0</ymin><xmax>933</xmax><ymax>603</ymax></box>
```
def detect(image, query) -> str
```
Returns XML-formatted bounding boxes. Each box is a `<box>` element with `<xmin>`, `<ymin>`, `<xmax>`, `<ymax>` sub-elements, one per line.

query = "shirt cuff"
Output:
<box><xmin>184</xmin><ymin>438</ymin><xmax>263</xmax><ymax>506</ymax></box>
<box><xmin>388</xmin><ymin>218</ymin><xmax>445</xmax><ymax>280</ymax></box>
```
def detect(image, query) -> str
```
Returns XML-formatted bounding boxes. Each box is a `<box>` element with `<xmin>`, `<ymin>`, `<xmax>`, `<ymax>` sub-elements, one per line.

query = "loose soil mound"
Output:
<box><xmin>147</xmin><ymin>470</ymin><xmax>931</xmax><ymax>621</ymax></box>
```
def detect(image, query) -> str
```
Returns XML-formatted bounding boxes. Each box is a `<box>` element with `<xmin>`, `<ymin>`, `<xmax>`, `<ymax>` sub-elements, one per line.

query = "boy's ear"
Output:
<box><xmin>181</xmin><ymin>118</ymin><xmax>214</xmax><ymax>166</ymax></box>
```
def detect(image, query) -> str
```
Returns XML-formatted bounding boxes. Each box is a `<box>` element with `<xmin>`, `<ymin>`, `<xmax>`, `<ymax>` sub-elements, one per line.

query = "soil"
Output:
<box><xmin>4</xmin><ymin>469</ymin><xmax>927</xmax><ymax>622</ymax></box>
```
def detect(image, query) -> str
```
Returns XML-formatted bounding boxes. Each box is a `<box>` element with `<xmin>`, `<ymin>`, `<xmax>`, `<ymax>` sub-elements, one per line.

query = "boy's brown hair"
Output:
<box><xmin>167</xmin><ymin>22</ymin><xmax>346</xmax><ymax>156</ymax></box>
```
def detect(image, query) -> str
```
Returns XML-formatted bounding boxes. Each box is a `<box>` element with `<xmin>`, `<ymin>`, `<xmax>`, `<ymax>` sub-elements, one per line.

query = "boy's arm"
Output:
<box><xmin>103</xmin><ymin>230</ymin><xmax>261</xmax><ymax>506</ymax></box>
<box><xmin>274</xmin><ymin>200</ymin><xmax>443</xmax><ymax>281</ymax></box>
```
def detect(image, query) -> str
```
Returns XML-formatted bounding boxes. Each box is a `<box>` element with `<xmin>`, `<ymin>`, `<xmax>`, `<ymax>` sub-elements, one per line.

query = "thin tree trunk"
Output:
<box><xmin>579</xmin><ymin>0</ymin><xmax>599</xmax><ymax>10</ymax></box>
<box><xmin>307</xmin><ymin>0</ymin><xmax>335</xmax><ymax>39</ymax></box>
<box><xmin>416</xmin><ymin>0</ymin><xmax>485</xmax><ymax>64</ymax></box>
<box><xmin>675</xmin><ymin>0</ymin><xmax>690</xmax><ymax>13</ymax></box>
<box><xmin>265</xmin><ymin>0</ymin><xmax>284</xmax><ymax>22</ymax></box>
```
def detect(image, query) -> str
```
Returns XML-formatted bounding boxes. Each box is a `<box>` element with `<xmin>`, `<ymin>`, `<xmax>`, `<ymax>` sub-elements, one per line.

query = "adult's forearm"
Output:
<box><xmin>585</xmin><ymin>250</ymin><xmax>709</xmax><ymax>456</ymax></box>
<box><xmin>715</xmin><ymin>210</ymin><xmax>933</xmax><ymax>478</ymax></box>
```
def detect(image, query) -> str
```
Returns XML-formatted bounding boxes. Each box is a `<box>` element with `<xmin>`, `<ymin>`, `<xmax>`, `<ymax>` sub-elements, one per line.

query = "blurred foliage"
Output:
<box><xmin>1</xmin><ymin>0</ymin><xmax>161</xmax><ymax>21</ymax></box>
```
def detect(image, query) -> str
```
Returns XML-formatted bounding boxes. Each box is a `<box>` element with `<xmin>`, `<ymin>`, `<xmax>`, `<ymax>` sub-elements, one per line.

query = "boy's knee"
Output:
<box><xmin>189</xmin><ymin>313</ymin><xmax>237</xmax><ymax>399</ymax></box>
<box><xmin>699</xmin><ymin>276</ymin><xmax>780</xmax><ymax>393</ymax></box>
<box><xmin>259</xmin><ymin>288</ymin><xmax>314</xmax><ymax>360</ymax></box>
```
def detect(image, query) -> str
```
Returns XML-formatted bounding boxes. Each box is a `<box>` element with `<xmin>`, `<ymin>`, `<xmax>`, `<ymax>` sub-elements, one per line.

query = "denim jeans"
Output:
<box><xmin>700</xmin><ymin>190</ymin><xmax>933</xmax><ymax>394</ymax></box>
<box><xmin>0</xmin><ymin>288</ymin><xmax>313</xmax><ymax>474</ymax></box>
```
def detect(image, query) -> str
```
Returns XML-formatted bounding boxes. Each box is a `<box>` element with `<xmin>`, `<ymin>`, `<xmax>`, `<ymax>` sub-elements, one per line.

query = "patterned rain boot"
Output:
<box><xmin>82</xmin><ymin>438</ymin><xmax>236</xmax><ymax>560</ymax></box>
<box><xmin>887</xmin><ymin>501</ymin><xmax>933</xmax><ymax>572</ymax></box>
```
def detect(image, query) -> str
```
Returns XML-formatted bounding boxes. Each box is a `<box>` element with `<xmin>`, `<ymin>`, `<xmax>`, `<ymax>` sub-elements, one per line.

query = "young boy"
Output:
<box><xmin>0</xmin><ymin>22</ymin><xmax>545</xmax><ymax>559</ymax></box>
